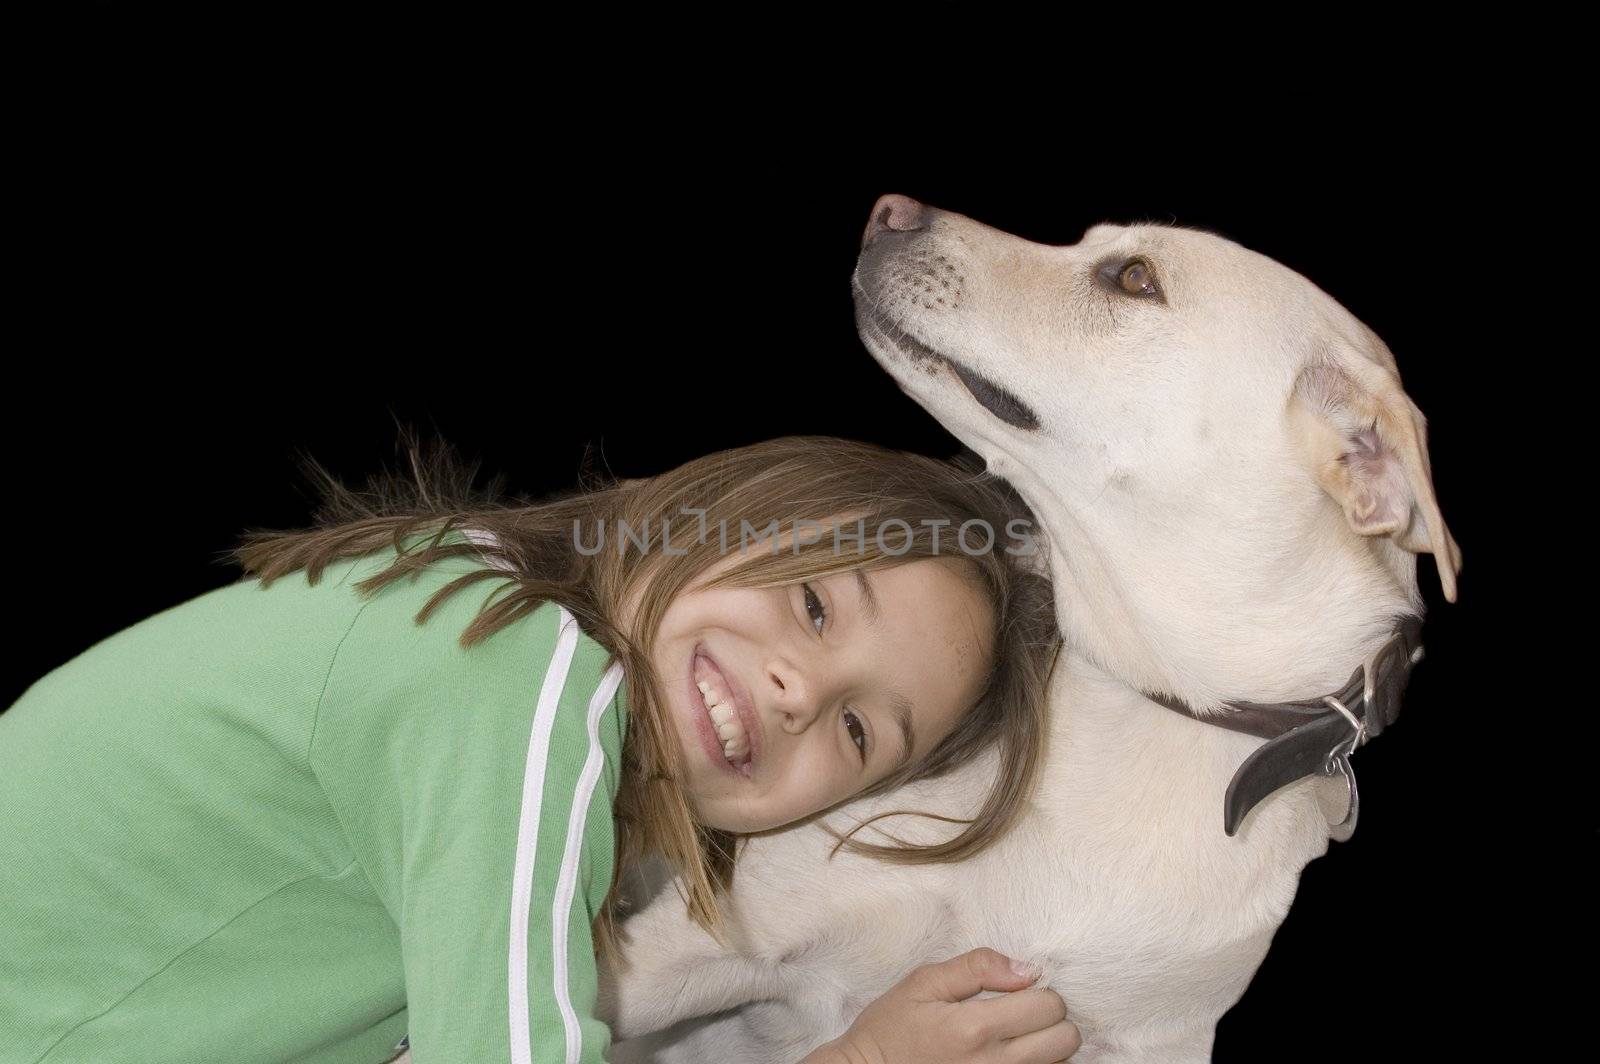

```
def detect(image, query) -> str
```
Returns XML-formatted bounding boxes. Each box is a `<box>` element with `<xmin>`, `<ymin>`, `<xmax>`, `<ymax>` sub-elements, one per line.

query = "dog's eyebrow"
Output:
<box><xmin>854</xmin><ymin>570</ymin><xmax>916</xmax><ymax>769</ymax></box>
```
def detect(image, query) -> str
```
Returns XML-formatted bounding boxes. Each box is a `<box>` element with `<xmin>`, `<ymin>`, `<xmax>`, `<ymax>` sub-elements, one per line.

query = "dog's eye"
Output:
<box><xmin>1097</xmin><ymin>256</ymin><xmax>1163</xmax><ymax>301</ymax></box>
<box><xmin>1118</xmin><ymin>259</ymin><xmax>1159</xmax><ymax>298</ymax></box>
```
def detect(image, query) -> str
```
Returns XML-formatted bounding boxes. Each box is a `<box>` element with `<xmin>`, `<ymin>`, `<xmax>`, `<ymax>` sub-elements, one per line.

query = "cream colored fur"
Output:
<box><xmin>590</xmin><ymin>206</ymin><xmax>1460</xmax><ymax>1063</ymax></box>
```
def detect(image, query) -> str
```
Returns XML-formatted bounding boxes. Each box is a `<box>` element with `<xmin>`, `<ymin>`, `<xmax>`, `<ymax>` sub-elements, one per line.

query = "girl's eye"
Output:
<box><xmin>802</xmin><ymin>583</ymin><xmax>827</xmax><ymax>635</ymax></box>
<box><xmin>800</xmin><ymin>585</ymin><xmax>866</xmax><ymax>762</ymax></box>
<box><xmin>844</xmin><ymin>708</ymin><xmax>869</xmax><ymax>762</ymax></box>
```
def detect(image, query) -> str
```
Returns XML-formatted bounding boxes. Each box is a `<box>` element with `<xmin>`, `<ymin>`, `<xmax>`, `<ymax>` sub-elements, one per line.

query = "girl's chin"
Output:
<box><xmin>685</xmin><ymin>790</ymin><xmax>778</xmax><ymax>835</ymax></box>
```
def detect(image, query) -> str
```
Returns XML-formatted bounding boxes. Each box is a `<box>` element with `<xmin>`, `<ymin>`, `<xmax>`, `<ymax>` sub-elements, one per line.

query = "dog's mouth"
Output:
<box><xmin>853</xmin><ymin>298</ymin><xmax>1040</xmax><ymax>432</ymax></box>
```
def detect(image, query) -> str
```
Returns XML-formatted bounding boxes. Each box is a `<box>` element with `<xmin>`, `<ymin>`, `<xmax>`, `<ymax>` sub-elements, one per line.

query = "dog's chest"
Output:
<box><xmin>964</xmin><ymin>676</ymin><xmax>1338</xmax><ymax>1042</ymax></box>
<box><xmin>974</xmin><ymin>821</ymin><xmax>1299</xmax><ymax>1042</ymax></box>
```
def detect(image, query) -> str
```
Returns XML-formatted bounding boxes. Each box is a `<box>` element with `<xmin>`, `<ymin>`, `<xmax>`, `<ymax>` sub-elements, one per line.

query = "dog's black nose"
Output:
<box><xmin>862</xmin><ymin>194</ymin><xmax>926</xmax><ymax>248</ymax></box>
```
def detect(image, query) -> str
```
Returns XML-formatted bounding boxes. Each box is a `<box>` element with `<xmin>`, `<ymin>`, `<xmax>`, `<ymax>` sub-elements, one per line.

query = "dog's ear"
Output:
<box><xmin>1289</xmin><ymin>341</ymin><xmax>1462</xmax><ymax>602</ymax></box>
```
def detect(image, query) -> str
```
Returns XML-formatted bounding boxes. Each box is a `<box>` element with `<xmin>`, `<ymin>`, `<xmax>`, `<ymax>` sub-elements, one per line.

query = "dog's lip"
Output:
<box><xmin>852</xmin><ymin>292</ymin><xmax>1041</xmax><ymax>432</ymax></box>
<box><xmin>851</xmin><ymin>285</ymin><xmax>948</xmax><ymax>368</ymax></box>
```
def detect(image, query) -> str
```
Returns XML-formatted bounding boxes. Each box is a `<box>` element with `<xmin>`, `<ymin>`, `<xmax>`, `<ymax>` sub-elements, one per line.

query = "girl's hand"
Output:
<box><xmin>806</xmin><ymin>947</ymin><xmax>1081</xmax><ymax>1064</ymax></box>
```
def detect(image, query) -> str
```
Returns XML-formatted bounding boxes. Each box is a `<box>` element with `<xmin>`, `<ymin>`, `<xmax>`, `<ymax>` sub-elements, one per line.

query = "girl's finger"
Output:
<box><xmin>966</xmin><ymin>985</ymin><xmax>1070</xmax><ymax>1040</ymax></box>
<box><xmin>912</xmin><ymin>948</ymin><xmax>1041</xmax><ymax>1003</ymax></box>
<box><xmin>1002</xmin><ymin>1016</ymin><xmax>1083</xmax><ymax>1063</ymax></box>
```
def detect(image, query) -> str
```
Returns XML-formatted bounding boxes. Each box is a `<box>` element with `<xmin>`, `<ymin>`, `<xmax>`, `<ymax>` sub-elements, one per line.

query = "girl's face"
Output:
<box><xmin>635</xmin><ymin>552</ymin><xmax>995</xmax><ymax>834</ymax></box>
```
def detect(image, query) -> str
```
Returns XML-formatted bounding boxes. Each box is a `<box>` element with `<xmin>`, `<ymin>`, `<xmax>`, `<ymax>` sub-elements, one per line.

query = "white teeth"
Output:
<box><xmin>709</xmin><ymin>705</ymin><xmax>739</xmax><ymax>736</ymax></box>
<box><xmin>697</xmin><ymin>679</ymin><xmax>749</xmax><ymax>763</ymax></box>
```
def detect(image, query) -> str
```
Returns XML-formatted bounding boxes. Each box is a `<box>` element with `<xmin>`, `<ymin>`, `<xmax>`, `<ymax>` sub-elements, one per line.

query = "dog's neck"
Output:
<box><xmin>996</xmin><ymin>462</ymin><xmax>1430</xmax><ymax>840</ymax></box>
<box><xmin>1032</xmin><ymin>480</ymin><xmax>1421</xmax><ymax>714</ymax></box>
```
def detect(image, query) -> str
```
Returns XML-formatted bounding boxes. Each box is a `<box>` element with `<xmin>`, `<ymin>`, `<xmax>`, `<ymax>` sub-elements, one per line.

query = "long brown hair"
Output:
<box><xmin>230</xmin><ymin>426</ymin><xmax>1060</xmax><ymax>971</ymax></box>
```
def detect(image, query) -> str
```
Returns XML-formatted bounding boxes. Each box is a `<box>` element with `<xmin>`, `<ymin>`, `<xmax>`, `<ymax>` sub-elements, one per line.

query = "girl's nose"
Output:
<box><xmin>767</xmin><ymin>661</ymin><xmax>822</xmax><ymax>732</ymax></box>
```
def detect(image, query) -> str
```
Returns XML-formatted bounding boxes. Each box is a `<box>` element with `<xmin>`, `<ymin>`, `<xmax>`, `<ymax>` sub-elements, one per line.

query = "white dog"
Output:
<box><xmin>599</xmin><ymin>196</ymin><xmax>1461</xmax><ymax>1063</ymax></box>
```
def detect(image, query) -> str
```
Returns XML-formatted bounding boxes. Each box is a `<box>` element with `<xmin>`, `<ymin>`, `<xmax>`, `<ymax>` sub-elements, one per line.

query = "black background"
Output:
<box><xmin>11</xmin><ymin>65</ymin><xmax>1564</xmax><ymax>1063</ymax></box>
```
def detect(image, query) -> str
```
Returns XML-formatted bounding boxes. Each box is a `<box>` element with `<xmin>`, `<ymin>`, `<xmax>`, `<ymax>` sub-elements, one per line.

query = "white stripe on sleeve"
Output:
<box><xmin>459</xmin><ymin>526</ymin><xmax>517</xmax><ymax>572</ymax></box>
<box><xmin>552</xmin><ymin>658</ymin><xmax>626</xmax><ymax>1062</ymax></box>
<box><xmin>508</xmin><ymin>605</ymin><xmax>581</xmax><ymax>1064</ymax></box>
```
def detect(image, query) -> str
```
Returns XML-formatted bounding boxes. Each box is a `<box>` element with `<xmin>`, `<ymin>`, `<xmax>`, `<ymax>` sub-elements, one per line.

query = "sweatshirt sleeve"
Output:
<box><xmin>309</xmin><ymin>558</ymin><xmax>627</xmax><ymax>1064</ymax></box>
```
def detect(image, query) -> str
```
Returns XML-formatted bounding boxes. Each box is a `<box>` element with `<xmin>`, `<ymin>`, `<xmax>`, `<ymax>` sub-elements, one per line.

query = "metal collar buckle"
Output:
<box><xmin>1319</xmin><ymin>633</ymin><xmax>1425</xmax><ymax>843</ymax></box>
<box><xmin>1139</xmin><ymin>615</ymin><xmax>1425</xmax><ymax>838</ymax></box>
<box><xmin>1320</xmin><ymin>694</ymin><xmax>1364</xmax><ymax>843</ymax></box>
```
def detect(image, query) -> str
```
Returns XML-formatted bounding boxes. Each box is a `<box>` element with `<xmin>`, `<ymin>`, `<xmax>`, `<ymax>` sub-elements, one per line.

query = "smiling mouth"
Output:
<box><xmin>690</xmin><ymin>650</ymin><xmax>757</xmax><ymax>778</ymax></box>
<box><xmin>853</xmin><ymin>299</ymin><xmax>1040</xmax><ymax>432</ymax></box>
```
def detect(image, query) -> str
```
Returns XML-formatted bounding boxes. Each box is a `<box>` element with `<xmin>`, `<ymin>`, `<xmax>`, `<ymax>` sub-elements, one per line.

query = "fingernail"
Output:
<box><xmin>1009</xmin><ymin>957</ymin><xmax>1042</xmax><ymax>980</ymax></box>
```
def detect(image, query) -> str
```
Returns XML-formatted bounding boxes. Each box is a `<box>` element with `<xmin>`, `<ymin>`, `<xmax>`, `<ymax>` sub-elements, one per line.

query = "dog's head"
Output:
<box><xmin>853</xmin><ymin>196</ymin><xmax>1460</xmax><ymax>703</ymax></box>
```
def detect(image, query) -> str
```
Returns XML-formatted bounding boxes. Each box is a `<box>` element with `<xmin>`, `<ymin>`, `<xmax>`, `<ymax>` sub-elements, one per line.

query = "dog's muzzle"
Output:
<box><xmin>854</xmin><ymin>195</ymin><xmax>1041</xmax><ymax>432</ymax></box>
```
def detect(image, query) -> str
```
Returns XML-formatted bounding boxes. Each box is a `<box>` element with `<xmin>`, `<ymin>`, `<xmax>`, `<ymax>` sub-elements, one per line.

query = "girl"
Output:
<box><xmin>0</xmin><ymin>432</ymin><xmax>1078</xmax><ymax>1064</ymax></box>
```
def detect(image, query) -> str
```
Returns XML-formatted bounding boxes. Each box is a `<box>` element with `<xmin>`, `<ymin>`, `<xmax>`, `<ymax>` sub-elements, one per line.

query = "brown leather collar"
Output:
<box><xmin>1140</xmin><ymin>615</ymin><xmax>1425</xmax><ymax>838</ymax></box>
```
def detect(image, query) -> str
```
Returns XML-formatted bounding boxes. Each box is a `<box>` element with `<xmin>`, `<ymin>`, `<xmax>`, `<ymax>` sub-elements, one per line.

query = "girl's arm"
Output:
<box><xmin>312</xmin><ymin>568</ymin><xmax>626</xmax><ymax>1063</ymax></box>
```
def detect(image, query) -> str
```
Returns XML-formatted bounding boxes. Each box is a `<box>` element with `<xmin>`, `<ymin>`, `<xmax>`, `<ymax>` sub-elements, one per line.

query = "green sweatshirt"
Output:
<box><xmin>0</xmin><ymin>529</ymin><xmax>628</xmax><ymax>1064</ymax></box>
